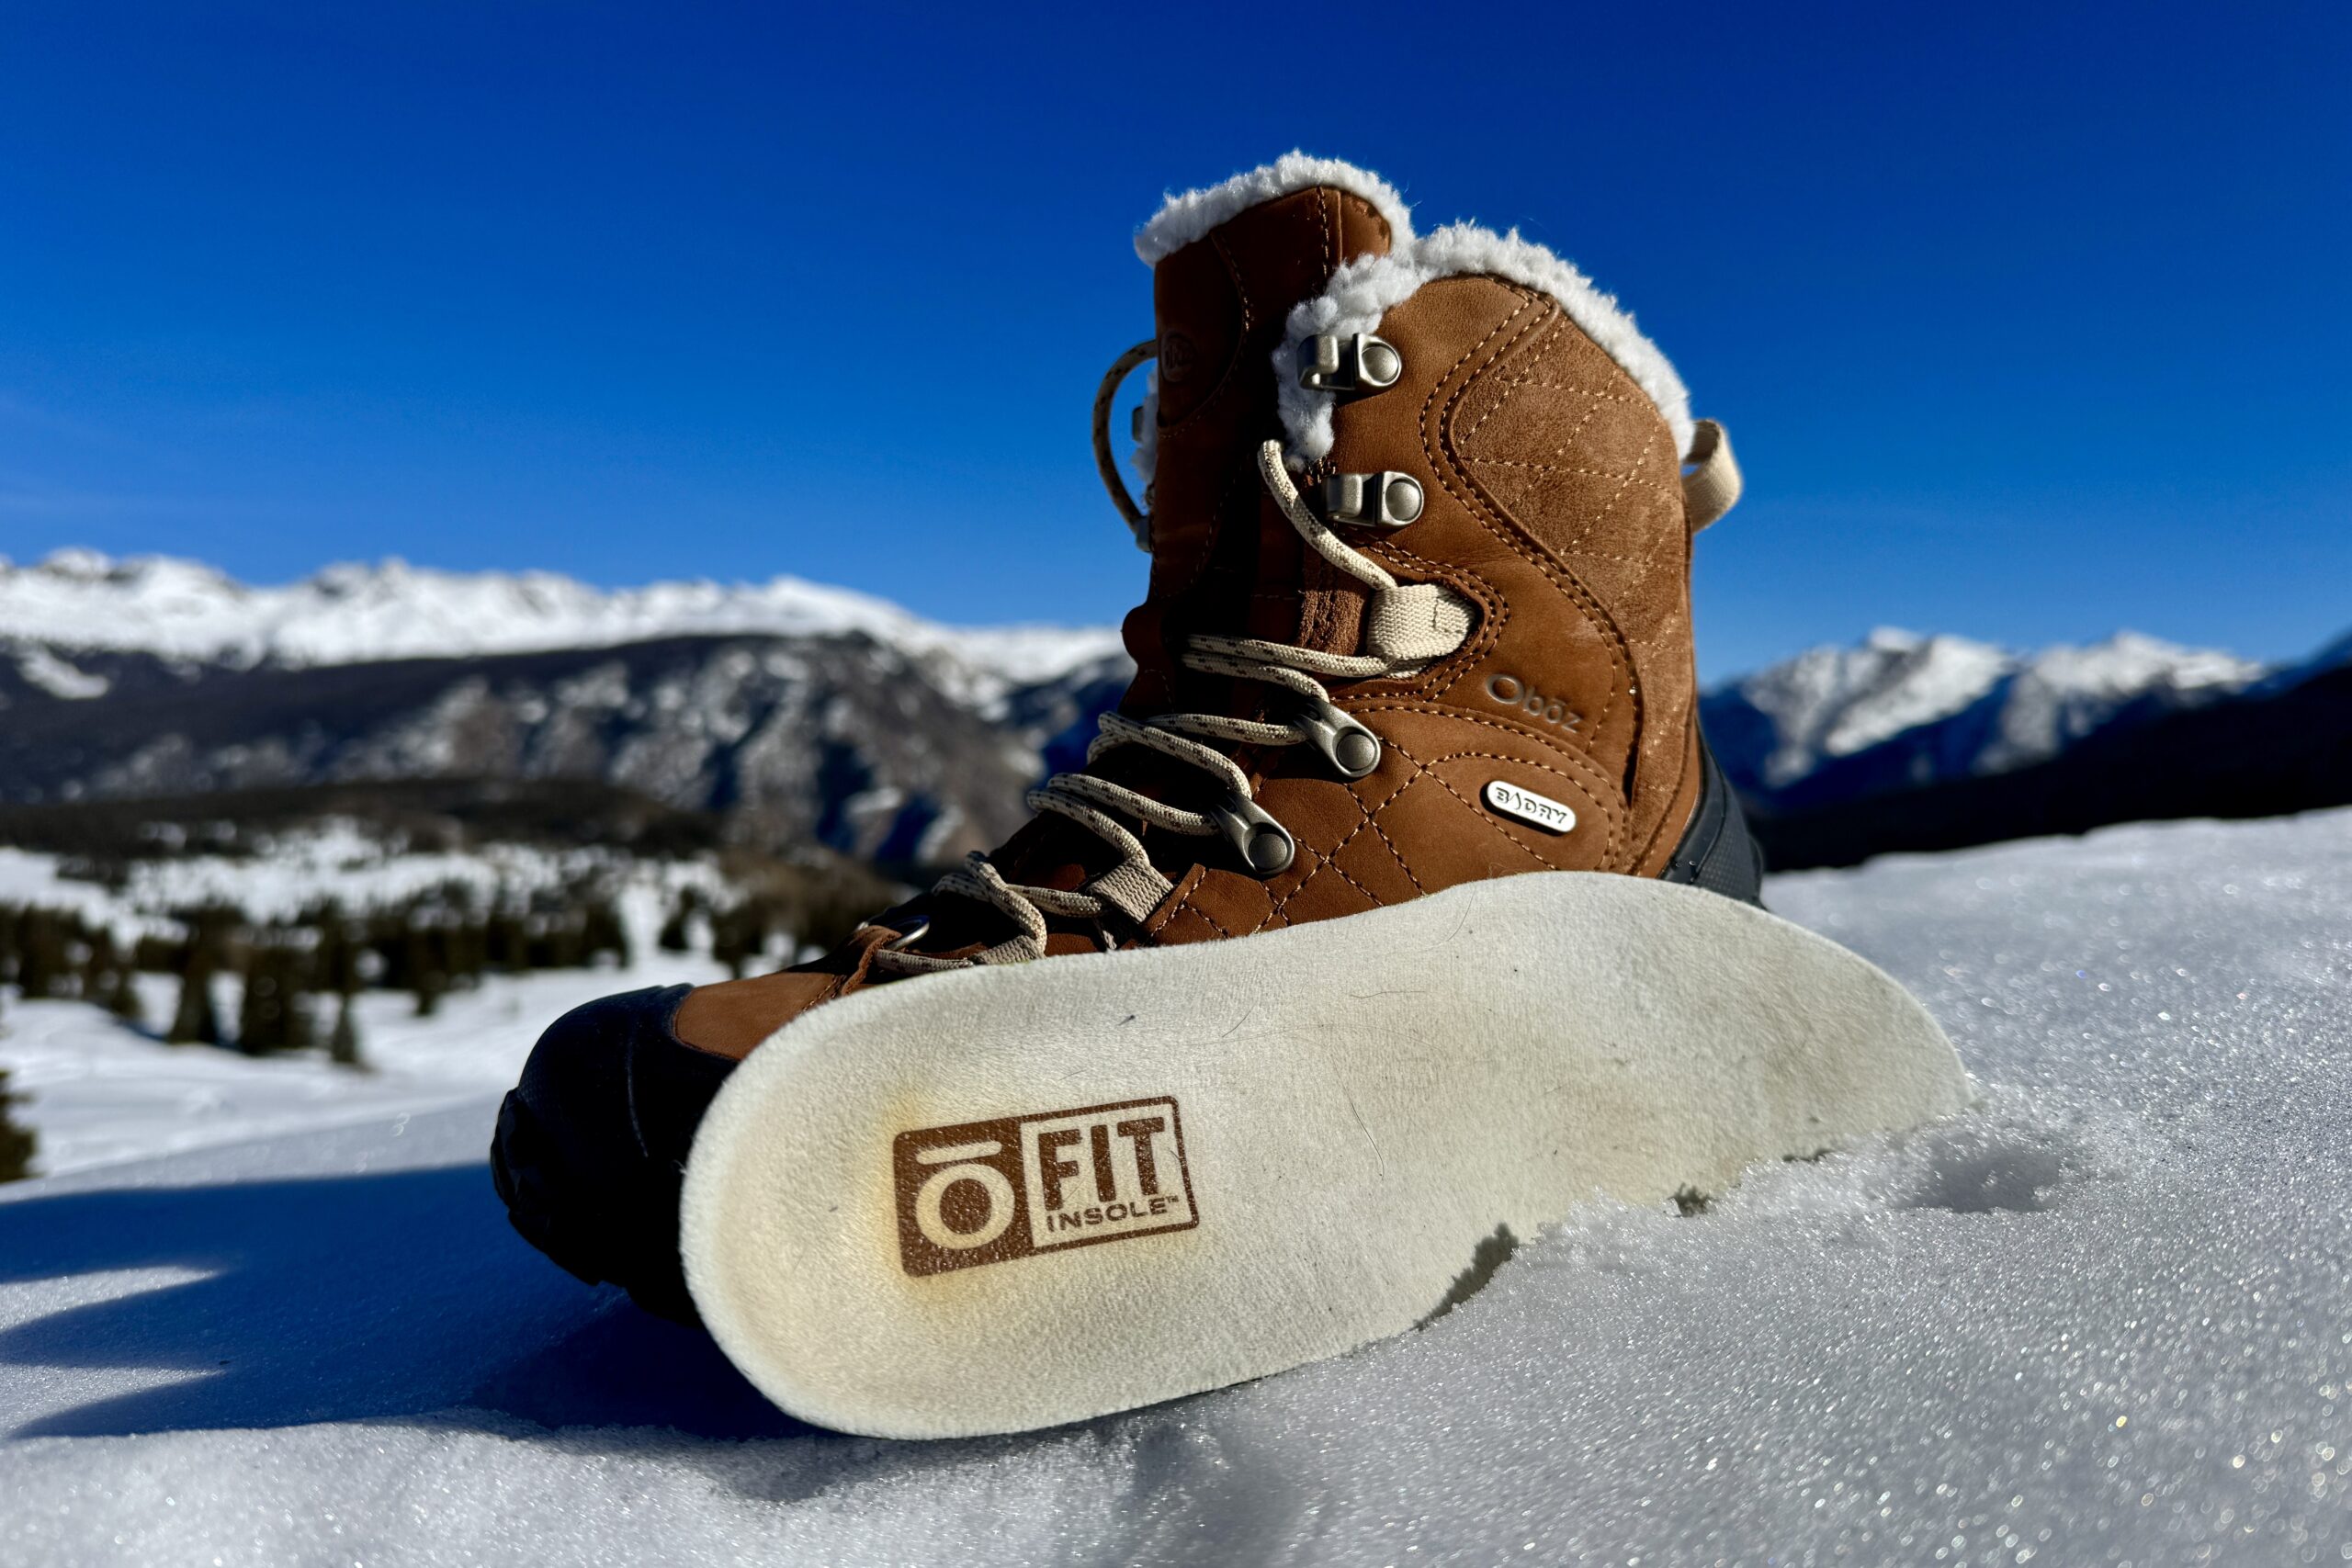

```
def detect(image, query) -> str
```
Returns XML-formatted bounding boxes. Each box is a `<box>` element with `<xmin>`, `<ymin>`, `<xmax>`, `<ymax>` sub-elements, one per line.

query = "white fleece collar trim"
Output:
<box><xmin>1130</xmin><ymin>158</ymin><xmax>1695</xmax><ymax>486</ymax></box>
<box><xmin>1133</xmin><ymin>152</ymin><xmax>1415</xmax><ymax>265</ymax></box>
<box><xmin>1276</xmin><ymin>220</ymin><xmax>1696</xmax><ymax>461</ymax></box>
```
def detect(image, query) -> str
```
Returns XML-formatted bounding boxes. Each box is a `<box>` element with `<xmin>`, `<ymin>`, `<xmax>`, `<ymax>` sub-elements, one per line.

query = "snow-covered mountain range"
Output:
<box><xmin>1700</xmin><ymin>626</ymin><xmax>2273</xmax><ymax>812</ymax></box>
<box><xmin>0</xmin><ymin>550</ymin><xmax>2341</xmax><ymax>864</ymax></box>
<box><xmin>0</xmin><ymin>549</ymin><xmax>1123</xmax><ymax>708</ymax></box>
<box><xmin>0</xmin><ymin>551</ymin><xmax>1132</xmax><ymax>863</ymax></box>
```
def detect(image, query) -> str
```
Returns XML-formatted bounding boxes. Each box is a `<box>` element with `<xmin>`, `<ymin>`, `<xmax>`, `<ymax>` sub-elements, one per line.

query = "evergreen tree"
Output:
<box><xmin>580</xmin><ymin>898</ymin><xmax>630</xmax><ymax>968</ymax></box>
<box><xmin>521</xmin><ymin>913</ymin><xmax>553</xmax><ymax>970</ymax></box>
<box><xmin>406</xmin><ymin>919</ymin><xmax>448</xmax><ymax>1018</ymax></box>
<box><xmin>237</xmin><ymin>936</ymin><xmax>317</xmax><ymax>1054</ymax></box>
<box><xmin>236</xmin><ymin>943</ymin><xmax>281</xmax><ymax>1053</ymax></box>
<box><xmin>0</xmin><ymin>1066</ymin><xmax>35</xmax><ymax>1184</ymax></box>
<box><xmin>313</xmin><ymin>919</ymin><xmax>346</xmax><ymax>998</ymax></box>
<box><xmin>166</xmin><ymin>917</ymin><xmax>226</xmax><ymax>1046</ymax></box>
<box><xmin>316</xmin><ymin>917</ymin><xmax>367</xmax><ymax>1069</ymax></box>
<box><xmin>487</xmin><ymin>908</ymin><xmax>529</xmax><ymax>974</ymax></box>
<box><xmin>81</xmin><ymin>927</ymin><xmax>116</xmax><ymax>996</ymax></box>
<box><xmin>14</xmin><ymin>910</ymin><xmax>66</xmax><ymax>1000</ymax></box>
<box><xmin>80</xmin><ymin>928</ymin><xmax>143</xmax><ymax>1025</ymax></box>
<box><xmin>657</xmin><ymin>890</ymin><xmax>696</xmax><ymax>953</ymax></box>
<box><xmin>97</xmin><ymin>961</ymin><xmax>144</xmax><ymax>1028</ymax></box>
<box><xmin>60</xmin><ymin>920</ymin><xmax>94</xmax><ymax>999</ymax></box>
<box><xmin>711</xmin><ymin>905</ymin><xmax>758</xmax><ymax>979</ymax></box>
<box><xmin>547</xmin><ymin>912</ymin><xmax>585</xmax><ymax>970</ymax></box>
<box><xmin>316</xmin><ymin>917</ymin><xmax>365</xmax><ymax>997</ymax></box>
<box><xmin>285</xmin><ymin>947</ymin><xmax>318</xmax><ymax>1049</ymax></box>
<box><xmin>327</xmin><ymin>990</ymin><xmax>365</xmax><ymax>1069</ymax></box>
<box><xmin>450</xmin><ymin>918</ymin><xmax>489</xmax><ymax>988</ymax></box>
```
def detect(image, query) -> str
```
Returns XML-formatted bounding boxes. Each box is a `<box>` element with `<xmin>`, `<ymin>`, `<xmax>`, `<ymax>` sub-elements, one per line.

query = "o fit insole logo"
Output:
<box><xmin>892</xmin><ymin>1098</ymin><xmax>1197</xmax><ymax>1277</ymax></box>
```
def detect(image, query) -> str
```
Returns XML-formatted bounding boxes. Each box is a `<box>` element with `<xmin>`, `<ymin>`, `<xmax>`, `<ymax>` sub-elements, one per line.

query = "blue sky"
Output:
<box><xmin>1</xmin><ymin>2</ymin><xmax>2345</xmax><ymax>678</ymax></box>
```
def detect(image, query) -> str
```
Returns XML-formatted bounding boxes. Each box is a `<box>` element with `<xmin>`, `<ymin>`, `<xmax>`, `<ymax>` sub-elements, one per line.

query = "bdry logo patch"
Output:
<box><xmin>893</xmin><ymin>1098</ymin><xmax>1197</xmax><ymax>1277</ymax></box>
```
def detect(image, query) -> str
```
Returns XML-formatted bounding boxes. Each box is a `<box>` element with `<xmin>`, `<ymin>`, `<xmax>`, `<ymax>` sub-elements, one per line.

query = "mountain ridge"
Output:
<box><xmin>2</xmin><ymin>551</ymin><xmax>2342</xmax><ymax>867</ymax></box>
<box><xmin>1700</xmin><ymin>626</ymin><xmax>2275</xmax><ymax>813</ymax></box>
<box><xmin>0</xmin><ymin>549</ymin><xmax>1125</xmax><ymax>707</ymax></box>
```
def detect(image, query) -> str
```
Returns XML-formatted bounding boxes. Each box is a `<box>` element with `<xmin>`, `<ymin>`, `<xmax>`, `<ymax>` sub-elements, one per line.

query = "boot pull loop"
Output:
<box><xmin>1680</xmin><ymin>419</ymin><xmax>1742</xmax><ymax>533</ymax></box>
<box><xmin>1092</xmin><ymin>339</ymin><xmax>1159</xmax><ymax>552</ymax></box>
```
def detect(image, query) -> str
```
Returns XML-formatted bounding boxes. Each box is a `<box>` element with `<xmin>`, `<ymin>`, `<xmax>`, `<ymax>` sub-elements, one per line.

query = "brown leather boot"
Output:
<box><xmin>494</xmin><ymin>161</ymin><xmax>1956</xmax><ymax>1417</ymax></box>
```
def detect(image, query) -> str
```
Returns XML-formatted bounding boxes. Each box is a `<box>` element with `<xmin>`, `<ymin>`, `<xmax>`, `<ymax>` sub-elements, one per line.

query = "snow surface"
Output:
<box><xmin>0</xmin><ymin>549</ymin><xmax>1125</xmax><ymax>698</ymax></box>
<box><xmin>1</xmin><ymin>963</ymin><xmax>725</xmax><ymax>1179</ymax></box>
<box><xmin>3</xmin><ymin>809</ymin><xmax>2350</xmax><ymax>1565</ymax></box>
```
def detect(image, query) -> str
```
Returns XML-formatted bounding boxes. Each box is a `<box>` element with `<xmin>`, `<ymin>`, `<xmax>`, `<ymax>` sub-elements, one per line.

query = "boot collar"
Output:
<box><xmin>1128</xmin><ymin>155</ymin><xmax>1695</xmax><ymax>482</ymax></box>
<box><xmin>1275</xmin><ymin>219</ymin><xmax>1696</xmax><ymax>462</ymax></box>
<box><xmin>1133</xmin><ymin>152</ymin><xmax>1416</xmax><ymax>265</ymax></box>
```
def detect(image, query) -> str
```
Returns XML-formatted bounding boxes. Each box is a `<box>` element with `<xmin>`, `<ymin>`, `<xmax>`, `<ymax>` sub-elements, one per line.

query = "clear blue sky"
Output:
<box><xmin>2</xmin><ymin>2</ymin><xmax>2345</xmax><ymax>678</ymax></box>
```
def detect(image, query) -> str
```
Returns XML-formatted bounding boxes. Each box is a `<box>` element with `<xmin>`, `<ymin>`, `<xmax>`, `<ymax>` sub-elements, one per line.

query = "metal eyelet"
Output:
<box><xmin>1317</xmin><ymin>471</ymin><xmax>1424</xmax><ymax>529</ymax></box>
<box><xmin>858</xmin><ymin>916</ymin><xmax>931</xmax><ymax>951</ymax></box>
<box><xmin>1208</xmin><ymin>795</ymin><xmax>1295</xmax><ymax>877</ymax></box>
<box><xmin>1297</xmin><ymin>333</ymin><xmax>1403</xmax><ymax>396</ymax></box>
<box><xmin>1299</xmin><ymin>705</ymin><xmax>1381</xmax><ymax>780</ymax></box>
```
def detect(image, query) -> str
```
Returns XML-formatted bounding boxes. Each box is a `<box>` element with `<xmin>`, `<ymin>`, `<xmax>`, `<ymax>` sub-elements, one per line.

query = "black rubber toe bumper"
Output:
<box><xmin>491</xmin><ymin>984</ymin><xmax>736</xmax><ymax>1323</ymax></box>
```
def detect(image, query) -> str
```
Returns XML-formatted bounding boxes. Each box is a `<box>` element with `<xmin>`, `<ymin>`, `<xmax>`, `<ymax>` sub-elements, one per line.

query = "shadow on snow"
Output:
<box><xmin>0</xmin><ymin>1163</ymin><xmax>819</xmax><ymax>1442</ymax></box>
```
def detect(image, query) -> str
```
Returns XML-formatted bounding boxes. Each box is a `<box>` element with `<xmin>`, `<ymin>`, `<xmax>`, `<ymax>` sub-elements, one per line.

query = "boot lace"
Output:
<box><xmin>871</xmin><ymin>349</ymin><xmax>1471</xmax><ymax>976</ymax></box>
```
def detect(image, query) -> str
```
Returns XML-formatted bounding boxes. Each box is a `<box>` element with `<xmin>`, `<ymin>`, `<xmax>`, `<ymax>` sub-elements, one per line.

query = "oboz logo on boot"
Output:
<box><xmin>891</xmin><ymin>1098</ymin><xmax>1198</xmax><ymax>1278</ymax></box>
<box><xmin>1483</xmin><ymin>671</ymin><xmax>1580</xmax><ymax>731</ymax></box>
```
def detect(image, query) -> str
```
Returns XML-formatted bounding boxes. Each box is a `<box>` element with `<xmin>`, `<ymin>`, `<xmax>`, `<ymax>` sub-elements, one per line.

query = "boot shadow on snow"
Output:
<box><xmin>0</xmin><ymin>1115</ymin><xmax>2052</xmax><ymax>1461</ymax></box>
<box><xmin>0</xmin><ymin>1162</ymin><xmax>1326</xmax><ymax>1516</ymax></box>
<box><xmin>0</xmin><ymin>1164</ymin><xmax>817</xmax><ymax>1443</ymax></box>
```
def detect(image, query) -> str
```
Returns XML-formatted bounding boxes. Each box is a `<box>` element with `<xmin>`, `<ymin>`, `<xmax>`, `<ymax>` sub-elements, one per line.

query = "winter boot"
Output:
<box><xmin>492</xmin><ymin>155</ymin><xmax>1968</xmax><ymax>1438</ymax></box>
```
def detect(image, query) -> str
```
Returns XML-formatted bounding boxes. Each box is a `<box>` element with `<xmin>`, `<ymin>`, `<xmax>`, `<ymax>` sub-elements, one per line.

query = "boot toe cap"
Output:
<box><xmin>492</xmin><ymin>983</ymin><xmax>736</xmax><ymax>1323</ymax></box>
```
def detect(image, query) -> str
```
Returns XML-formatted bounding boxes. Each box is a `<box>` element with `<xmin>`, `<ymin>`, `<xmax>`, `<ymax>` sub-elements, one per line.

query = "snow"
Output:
<box><xmin>1815</xmin><ymin>628</ymin><xmax>2012</xmax><ymax>761</ymax></box>
<box><xmin>0</xmin><ymin>829</ymin><xmax>741</xmax><ymax>1172</ymax></box>
<box><xmin>0</xmin><ymin>549</ymin><xmax>1124</xmax><ymax>701</ymax></box>
<box><xmin>10</xmin><ymin>646</ymin><xmax>109</xmax><ymax>700</ymax></box>
<box><xmin>0</xmin><ymin>825</ymin><xmax>730</xmax><ymax>945</ymax></box>
<box><xmin>1717</xmin><ymin>626</ymin><xmax>2265</xmax><ymax>790</ymax></box>
<box><xmin>4</xmin><ymin>808</ymin><xmax>2351</xmax><ymax>1565</ymax></box>
<box><xmin>1980</xmin><ymin>631</ymin><xmax>2267</xmax><ymax>773</ymax></box>
<box><xmin>1</xmin><ymin>963</ymin><xmax>725</xmax><ymax>1178</ymax></box>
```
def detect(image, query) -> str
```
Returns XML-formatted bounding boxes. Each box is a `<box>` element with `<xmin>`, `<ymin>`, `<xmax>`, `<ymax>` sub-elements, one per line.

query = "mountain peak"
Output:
<box><xmin>1707</xmin><ymin>625</ymin><xmax>2274</xmax><ymax>803</ymax></box>
<box><xmin>2023</xmin><ymin>631</ymin><xmax>2262</xmax><ymax>695</ymax></box>
<box><xmin>34</xmin><ymin>547</ymin><xmax>116</xmax><ymax>581</ymax></box>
